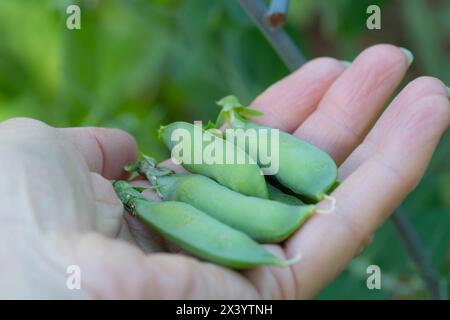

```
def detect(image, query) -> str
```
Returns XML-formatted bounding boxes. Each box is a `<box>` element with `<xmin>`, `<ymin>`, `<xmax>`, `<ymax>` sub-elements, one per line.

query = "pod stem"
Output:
<box><xmin>316</xmin><ymin>195</ymin><xmax>336</xmax><ymax>215</ymax></box>
<box><xmin>113</xmin><ymin>180</ymin><xmax>146</xmax><ymax>215</ymax></box>
<box><xmin>280</xmin><ymin>252</ymin><xmax>302</xmax><ymax>267</ymax></box>
<box><xmin>216</xmin><ymin>95</ymin><xmax>263</xmax><ymax>128</ymax></box>
<box><xmin>124</xmin><ymin>154</ymin><xmax>175</xmax><ymax>197</ymax></box>
<box><xmin>157</xmin><ymin>125</ymin><xmax>167</xmax><ymax>141</ymax></box>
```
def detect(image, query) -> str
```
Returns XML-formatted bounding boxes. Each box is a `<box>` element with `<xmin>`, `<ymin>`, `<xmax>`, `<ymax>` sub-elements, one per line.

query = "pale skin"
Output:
<box><xmin>0</xmin><ymin>44</ymin><xmax>449</xmax><ymax>299</ymax></box>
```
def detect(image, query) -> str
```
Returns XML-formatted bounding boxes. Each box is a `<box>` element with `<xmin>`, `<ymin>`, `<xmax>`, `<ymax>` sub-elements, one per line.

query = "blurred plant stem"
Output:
<box><xmin>238</xmin><ymin>0</ymin><xmax>446</xmax><ymax>300</ymax></box>
<box><xmin>238</xmin><ymin>0</ymin><xmax>306</xmax><ymax>70</ymax></box>
<box><xmin>266</xmin><ymin>0</ymin><xmax>290</xmax><ymax>28</ymax></box>
<box><xmin>390</xmin><ymin>207</ymin><xmax>447</xmax><ymax>299</ymax></box>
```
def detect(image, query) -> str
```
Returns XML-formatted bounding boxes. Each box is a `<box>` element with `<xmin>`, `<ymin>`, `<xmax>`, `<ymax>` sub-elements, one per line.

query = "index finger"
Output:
<box><xmin>250</xmin><ymin>57</ymin><xmax>345</xmax><ymax>132</ymax></box>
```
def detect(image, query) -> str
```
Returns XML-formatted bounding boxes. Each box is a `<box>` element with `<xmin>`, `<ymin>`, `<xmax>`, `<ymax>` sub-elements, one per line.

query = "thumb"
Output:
<box><xmin>90</xmin><ymin>172</ymin><xmax>124</xmax><ymax>238</ymax></box>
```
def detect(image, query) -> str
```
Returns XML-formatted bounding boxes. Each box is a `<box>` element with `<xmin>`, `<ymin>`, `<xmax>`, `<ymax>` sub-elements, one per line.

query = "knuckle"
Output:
<box><xmin>373</xmin><ymin>155</ymin><xmax>417</xmax><ymax>193</ymax></box>
<box><xmin>0</xmin><ymin>118</ymin><xmax>60</xmax><ymax>153</ymax></box>
<box><xmin>0</xmin><ymin>117</ymin><xmax>50</xmax><ymax>130</ymax></box>
<box><xmin>306</xmin><ymin>57</ymin><xmax>346</xmax><ymax>73</ymax></box>
<box><xmin>340</xmin><ymin>212</ymin><xmax>370</xmax><ymax>247</ymax></box>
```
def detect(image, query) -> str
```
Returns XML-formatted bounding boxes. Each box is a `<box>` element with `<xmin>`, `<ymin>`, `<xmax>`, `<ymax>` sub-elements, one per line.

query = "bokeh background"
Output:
<box><xmin>0</xmin><ymin>0</ymin><xmax>448</xmax><ymax>299</ymax></box>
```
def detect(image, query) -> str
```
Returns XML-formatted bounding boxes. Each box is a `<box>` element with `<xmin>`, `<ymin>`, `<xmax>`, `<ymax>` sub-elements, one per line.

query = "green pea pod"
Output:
<box><xmin>216</xmin><ymin>95</ymin><xmax>338</xmax><ymax>202</ymax></box>
<box><xmin>113</xmin><ymin>181</ymin><xmax>292</xmax><ymax>269</ymax></box>
<box><xmin>267</xmin><ymin>183</ymin><xmax>304</xmax><ymax>206</ymax></box>
<box><xmin>158</xmin><ymin>121</ymin><xmax>269</xmax><ymax>199</ymax></box>
<box><xmin>131</xmin><ymin>159</ymin><xmax>315</xmax><ymax>243</ymax></box>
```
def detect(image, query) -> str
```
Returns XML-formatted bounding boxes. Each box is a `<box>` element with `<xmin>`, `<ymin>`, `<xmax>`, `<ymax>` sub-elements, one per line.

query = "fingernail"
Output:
<box><xmin>340</xmin><ymin>60</ymin><xmax>351</xmax><ymax>68</ymax></box>
<box><xmin>399</xmin><ymin>47</ymin><xmax>414</xmax><ymax>66</ymax></box>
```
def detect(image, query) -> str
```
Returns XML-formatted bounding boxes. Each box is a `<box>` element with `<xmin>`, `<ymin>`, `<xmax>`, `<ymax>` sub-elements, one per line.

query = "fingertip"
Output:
<box><xmin>303</xmin><ymin>57</ymin><xmax>346</xmax><ymax>75</ymax></box>
<box><xmin>425</xmin><ymin>94</ymin><xmax>450</xmax><ymax>126</ymax></box>
<box><xmin>408</xmin><ymin>76</ymin><xmax>448</xmax><ymax>97</ymax></box>
<box><xmin>392</xmin><ymin>77</ymin><xmax>447</xmax><ymax>114</ymax></box>
<box><xmin>355</xmin><ymin>44</ymin><xmax>408</xmax><ymax>71</ymax></box>
<box><xmin>417</xmin><ymin>94</ymin><xmax>450</xmax><ymax>124</ymax></box>
<box><xmin>388</xmin><ymin>94</ymin><xmax>450</xmax><ymax>156</ymax></box>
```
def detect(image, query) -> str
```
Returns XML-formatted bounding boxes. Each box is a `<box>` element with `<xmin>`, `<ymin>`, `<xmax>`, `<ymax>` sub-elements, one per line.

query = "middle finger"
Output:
<box><xmin>294</xmin><ymin>44</ymin><xmax>412</xmax><ymax>165</ymax></box>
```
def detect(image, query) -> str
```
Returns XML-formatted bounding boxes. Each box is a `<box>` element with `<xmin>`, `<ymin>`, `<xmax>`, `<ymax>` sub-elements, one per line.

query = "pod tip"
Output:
<box><xmin>316</xmin><ymin>195</ymin><xmax>336</xmax><ymax>215</ymax></box>
<box><xmin>281</xmin><ymin>252</ymin><xmax>303</xmax><ymax>267</ymax></box>
<box><xmin>157</xmin><ymin>125</ymin><xmax>168</xmax><ymax>140</ymax></box>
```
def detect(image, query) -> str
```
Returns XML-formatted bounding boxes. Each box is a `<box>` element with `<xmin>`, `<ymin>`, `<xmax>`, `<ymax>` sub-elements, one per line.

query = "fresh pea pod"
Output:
<box><xmin>113</xmin><ymin>180</ymin><xmax>295</xmax><ymax>269</ymax></box>
<box><xmin>158</xmin><ymin>121</ymin><xmax>269</xmax><ymax>199</ymax></box>
<box><xmin>131</xmin><ymin>158</ymin><xmax>315</xmax><ymax>243</ymax></box>
<box><xmin>267</xmin><ymin>183</ymin><xmax>304</xmax><ymax>206</ymax></box>
<box><xmin>216</xmin><ymin>95</ymin><xmax>338</xmax><ymax>202</ymax></box>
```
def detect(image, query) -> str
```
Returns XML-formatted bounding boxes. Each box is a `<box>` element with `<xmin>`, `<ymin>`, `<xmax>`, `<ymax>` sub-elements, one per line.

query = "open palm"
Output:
<box><xmin>1</xmin><ymin>44</ymin><xmax>448</xmax><ymax>299</ymax></box>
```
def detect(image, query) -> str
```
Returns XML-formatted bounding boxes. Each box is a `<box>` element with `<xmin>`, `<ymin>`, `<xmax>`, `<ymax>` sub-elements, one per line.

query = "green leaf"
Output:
<box><xmin>203</xmin><ymin>120</ymin><xmax>217</xmax><ymax>130</ymax></box>
<box><xmin>216</xmin><ymin>95</ymin><xmax>242</xmax><ymax>111</ymax></box>
<box><xmin>127</xmin><ymin>171</ymin><xmax>140</xmax><ymax>181</ymax></box>
<box><xmin>142</xmin><ymin>154</ymin><xmax>158</xmax><ymax>167</ymax></box>
<box><xmin>124</xmin><ymin>162</ymin><xmax>139</xmax><ymax>172</ymax></box>
<box><xmin>216</xmin><ymin>95</ymin><xmax>263</xmax><ymax>122</ymax></box>
<box><xmin>215</xmin><ymin>110</ymin><xmax>228</xmax><ymax>128</ymax></box>
<box><xmin>205</xmin><ymin>127</ymin><xmax>223</xmax><ymax>138</ymax></box>
<box><xmin>131</xmin><ymin>186</ymin><xmax>147</xmax><ymax>193</ymax></box>
<box><xmin>237</xmin><ymin>107</ymin><xmax>264</xmax><ymax>117</ymax></box>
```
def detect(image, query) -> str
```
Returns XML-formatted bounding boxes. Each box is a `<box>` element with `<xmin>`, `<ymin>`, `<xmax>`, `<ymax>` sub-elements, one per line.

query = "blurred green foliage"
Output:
<box><xmin>0</xmin><ymin>0</ymin><xmax>448</xmax><ymax>299</ymax></box>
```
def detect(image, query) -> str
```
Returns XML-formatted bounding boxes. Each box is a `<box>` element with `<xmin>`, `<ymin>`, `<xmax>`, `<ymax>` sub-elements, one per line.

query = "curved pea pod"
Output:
<box><xmin>113</xmin><ymin>181</ymin><xmax>290</xmax><ymax>269</ymax></box>
<box><xmin>159</xmin><ymin>175</ymin><xmax>314</xmax><ymax>243</ymax></box>
<box><xmin>217</xmin><ymin>95</ymin><xmax>338</xmax><ymax>202</ymax></box>
<box><xmin>158</xmin><ymin>121</ymin><xmax>269</xmax><ymax>199</ymax></box>
<box><xmin>134</xmin><ymin>161</ymin><xmax>315</xmax><ymax>243</ymax></box>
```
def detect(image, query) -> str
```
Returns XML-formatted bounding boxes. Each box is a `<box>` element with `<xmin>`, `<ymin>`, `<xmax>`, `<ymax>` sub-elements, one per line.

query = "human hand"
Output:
<box><xmin>1</xmin><ymin>44</ymin><xmax>448</xmax><ymax>299</ymax></box>
<box><xmin>130</xmin><ymin>44</ymin><xmax>450</xmax><ymax>299</ymax></box>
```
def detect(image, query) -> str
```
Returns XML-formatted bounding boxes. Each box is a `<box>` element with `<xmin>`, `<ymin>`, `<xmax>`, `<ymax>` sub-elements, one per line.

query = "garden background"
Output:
<box><xmin>0</xmin><ymin>0</ymin><xmax>448</xmax><ymax>299</ymax></box>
